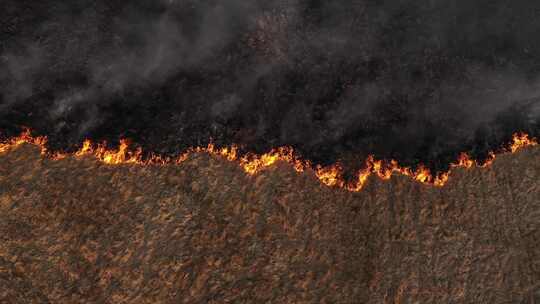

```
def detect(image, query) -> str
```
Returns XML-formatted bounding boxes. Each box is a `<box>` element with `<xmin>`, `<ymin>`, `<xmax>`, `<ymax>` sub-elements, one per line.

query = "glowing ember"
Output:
<box><xmin>481</xmin><ymin>151</ymin><xmax>497</xmax><ymax>168</ymax></box>
<box><xmin>433</xmin><ymin>172</ymin><xmax>450</xmax><ymax>187</ymax></box>
<box><xmin>0</xmin><ymin>130</ymin><xmax>537</xmax><ymax>191</ymax></box>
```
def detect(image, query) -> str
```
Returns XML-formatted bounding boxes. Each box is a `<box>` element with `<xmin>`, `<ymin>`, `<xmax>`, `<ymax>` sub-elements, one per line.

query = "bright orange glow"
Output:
<box><xmin>454</xmin><ymin>152</ymin><xmax>475</xmax><ymax>168</ymax></box>
<box><xmin>75</xmin><ymin>140</ymin><xmax>92</xmax><ymax>157</ymax></box>
<box><xmin>433</xmin><ymin>172</ymin><xmax>450</xmax><ymax>187</ymax></box>
<box><xmin>0</xmin><ymin>130</ymin><xmax>537</xmax><ymax>191</ymax></box>
<box><xmin>481</xmin><ymin>151</ymin><xmax>496</xmax><ymax>168</ymax></box>
<box><xmin>510</xmin><ymin>133</ymin><xmax>537</xmax><ymax>153</ymax></box>
<box><xmin>72</xmin><ymin>139</ymin><xmax>143</xmax><ymax>164</ymax></box>
<box><xmin>240</xmin><ymin>147</ymin><xmax>298</xmax><ymax>175</ymax></box>
<box><xmin>0</xmin><ymin>128</ymin><xmax>48</xmax><ymax>155</ymax></box>
<box><xmin>316</xmin><ymin>164</ymin><xmax>345</xmax><ymax>188</ymax></box>
<box><xmin>345</xmin><ymin>167</ymin><xmax>372</xmax><ymax>192</ymax></box>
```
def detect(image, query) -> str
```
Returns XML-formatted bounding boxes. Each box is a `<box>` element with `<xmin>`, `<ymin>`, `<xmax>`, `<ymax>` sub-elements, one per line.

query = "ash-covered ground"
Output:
<box><xmin>2</xmin><ymin>1</ymin><xmax>540</xmax><ymax>174</ymax></box>
<box><xmin>0</xmin><ymin>144</ymin><xmax>538</xmax><ymax>303</ymax></box>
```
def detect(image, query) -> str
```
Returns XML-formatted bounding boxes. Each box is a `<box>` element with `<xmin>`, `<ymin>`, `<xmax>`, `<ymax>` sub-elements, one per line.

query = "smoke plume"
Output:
<box><xmin>1</xmin><ymin>0</ymin><xmax>540</xmax><ymax>172</ymax></box>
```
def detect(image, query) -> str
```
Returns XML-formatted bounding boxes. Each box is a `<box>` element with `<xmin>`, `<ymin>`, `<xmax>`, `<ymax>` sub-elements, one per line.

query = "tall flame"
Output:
<box><xmin>510</xmin><ymin>133</ymin><xmax>536</xmax><ymax>153</ymax></box>
<box><xmin>0</xmin><ymin>130</ymin><xmax>537</xmax><ymax>192</ymax></box>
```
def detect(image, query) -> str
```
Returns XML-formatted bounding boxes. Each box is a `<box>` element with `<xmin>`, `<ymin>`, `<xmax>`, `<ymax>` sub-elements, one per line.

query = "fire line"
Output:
<box><xmin>0</xmin><ymin>130</ymin><xmax>537</xmax><ymax>192</ymax></box>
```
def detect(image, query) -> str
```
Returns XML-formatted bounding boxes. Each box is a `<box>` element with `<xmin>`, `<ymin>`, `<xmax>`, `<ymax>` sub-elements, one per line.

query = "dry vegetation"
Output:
<box><xmin>0</xmin><ymin>144</ymin><xmax>539</xmax><ymax>303</ymax></box>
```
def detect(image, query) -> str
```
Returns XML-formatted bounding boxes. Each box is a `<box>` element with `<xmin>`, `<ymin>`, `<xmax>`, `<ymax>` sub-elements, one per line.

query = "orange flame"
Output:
<box><xmin>241</xmin><ymin>147</ymin><xmax>297</xmax><ymax>175</ymax></box>
<box><xmin>73</xmin><ymin>139</ymin><xmax>143</xmax><ymax>164</ymax></box>
<box><xmin>0</xmin><ymin>130</ymin><xmax>537</xmax><ymax>192</ymax></box>
<box><xmin>481</xmin><ymin>151</ymin><xmax>497</xmax><ymax>168</ymax></box>
<box><xmin>316</xmin><ymin>164</ymin><xmax>345</xmax><ymax>188</ymax></box>
<box><xmin>454</xmin><ymin>152</ymin><xmax>475</xmax><ymax>168</ymax></box>
<box><xmin>510</xmin><ymin>133</ymin><xmax>537</xmax><ymax>153</ymax></box>
<box><xmin>0</xmin><ymin>128</ymin><xmax>48</xmax><ymax>155</ymax></box>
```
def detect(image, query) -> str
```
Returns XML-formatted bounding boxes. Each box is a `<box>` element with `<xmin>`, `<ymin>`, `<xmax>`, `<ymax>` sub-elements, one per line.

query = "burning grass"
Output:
<box><xmin>0</xmin><ymin>133</ymin><xmax>538</xmax><ymax>303</ymax></box>
<box><xmin>0</xmin><ymin>129</ymin><xmax>537</xmax><ymax>192</ymax></box>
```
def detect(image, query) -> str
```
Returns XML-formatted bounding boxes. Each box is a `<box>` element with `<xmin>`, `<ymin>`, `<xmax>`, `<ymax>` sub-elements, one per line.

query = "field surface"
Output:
<box><xmin>0</xmin><ymin>144</ymin><xmax>539</xmax><ymax>303</ymax></box>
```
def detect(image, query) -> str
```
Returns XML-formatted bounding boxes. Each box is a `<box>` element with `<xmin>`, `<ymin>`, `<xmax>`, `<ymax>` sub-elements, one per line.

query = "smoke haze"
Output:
<box><xmin>1</xmin><ymin>0</ymin><xmax>540</xmax><ymax>172</ymax></box>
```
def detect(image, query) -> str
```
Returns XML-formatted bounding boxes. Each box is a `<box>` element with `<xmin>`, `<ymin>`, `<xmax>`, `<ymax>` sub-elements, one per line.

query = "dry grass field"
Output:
<box><xmin>0</xmin><ymin>144</ymin><xmax>539</xmax><ymax>303</ymax></box>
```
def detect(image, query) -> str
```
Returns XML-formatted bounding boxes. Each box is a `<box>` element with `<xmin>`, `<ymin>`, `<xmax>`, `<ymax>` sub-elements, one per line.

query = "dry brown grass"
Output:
<box><xmin>0</xmin><ymin>144</ymin><xmax>539</xmax><ymax>303</ymax></box>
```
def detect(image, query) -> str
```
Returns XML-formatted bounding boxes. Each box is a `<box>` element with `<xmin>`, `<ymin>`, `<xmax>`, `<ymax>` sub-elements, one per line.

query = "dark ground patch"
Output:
<box><xmin>1</xmin><ymin>0</ymin><xmax>540</xmax><ymax>174</ymax></box>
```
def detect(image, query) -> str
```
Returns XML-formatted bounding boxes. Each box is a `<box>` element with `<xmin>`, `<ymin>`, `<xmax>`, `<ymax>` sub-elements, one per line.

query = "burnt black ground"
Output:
<box><xmin>1</xmin><ymin>0</ymin><xmax>540</xmax><ymax>175</ymax></box>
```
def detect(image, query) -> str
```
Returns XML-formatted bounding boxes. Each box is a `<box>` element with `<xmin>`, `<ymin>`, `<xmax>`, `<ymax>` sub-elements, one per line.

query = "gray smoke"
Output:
<box><xmin>1</xmin><ymin>0</ymin><xmax>540</xmax><ymax>170</ymax></box>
